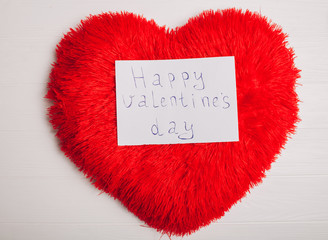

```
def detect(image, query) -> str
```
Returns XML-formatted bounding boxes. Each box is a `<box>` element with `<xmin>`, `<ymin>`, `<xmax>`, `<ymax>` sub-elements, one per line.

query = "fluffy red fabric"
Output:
<box><xmin>46</xmin><ymin>9</ymin><xmax>300</xmax><ymax>236</ymax></box>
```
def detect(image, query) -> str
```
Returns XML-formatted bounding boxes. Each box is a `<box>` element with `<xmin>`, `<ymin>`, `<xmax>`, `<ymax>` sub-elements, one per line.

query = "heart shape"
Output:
<box><xmin>46</xmin><ymin>9</ymin><xmax>300</xmax><ymax>236</ymax></box>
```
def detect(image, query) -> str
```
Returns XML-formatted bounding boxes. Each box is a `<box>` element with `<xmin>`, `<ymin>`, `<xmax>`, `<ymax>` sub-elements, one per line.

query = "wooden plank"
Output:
<box><xmin>0</xmin><ymin>222</ymin><xmax>327</xmax><ymax>240</ymax></box>
<box><xmin>0</xmin><ymin>175</ymin><xmax>327</xmax><ymax>224</ymax></box>
<box><xmin>189</xmin><ymin>222</ymin><xmax>328</xmax><ymax>240</ymax></box>
<box><xmin>0</xmin><ymin>128</ymin><xmax>327</xmax><ymax>177</ymax></box>
<box><xmin>0</xmin><ymin>223</ymin><xmax>157</xmax><ymax>240</ymax></box>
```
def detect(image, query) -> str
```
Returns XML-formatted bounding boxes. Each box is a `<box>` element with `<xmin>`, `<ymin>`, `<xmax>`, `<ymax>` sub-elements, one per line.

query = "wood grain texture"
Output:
<box><xmin>0</xmin><ymin>0</ymin><xmax>327</xmax><ymax>239</ymax></box>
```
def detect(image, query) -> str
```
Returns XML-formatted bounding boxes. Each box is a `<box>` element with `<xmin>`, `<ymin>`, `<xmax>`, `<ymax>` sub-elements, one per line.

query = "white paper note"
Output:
<box><xmin>115</xmin><ymin>56</ymin><xmax>239</xmax><ymax>146</ymax></box>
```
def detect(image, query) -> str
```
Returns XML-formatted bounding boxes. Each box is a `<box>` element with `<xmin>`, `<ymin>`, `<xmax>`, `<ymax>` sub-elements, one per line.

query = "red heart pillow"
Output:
<box><xmin>46</xmin><ymin>9</ymin><xmax>300</xmax><ymax>236</ymax></box>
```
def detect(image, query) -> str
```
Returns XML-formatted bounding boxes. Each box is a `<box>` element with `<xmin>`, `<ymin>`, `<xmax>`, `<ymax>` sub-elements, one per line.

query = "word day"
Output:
<box><xmin>151</xmin><ymin>118</ymin><xmax>194</xmax><ymax>140</ymax></box>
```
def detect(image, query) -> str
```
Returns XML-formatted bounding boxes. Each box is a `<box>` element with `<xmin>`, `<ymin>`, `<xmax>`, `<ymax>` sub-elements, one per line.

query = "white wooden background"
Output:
<box><xmin>0</xmin><ymin>0</ymin><xmax>327</xmax><ymax>239</ymax></box>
